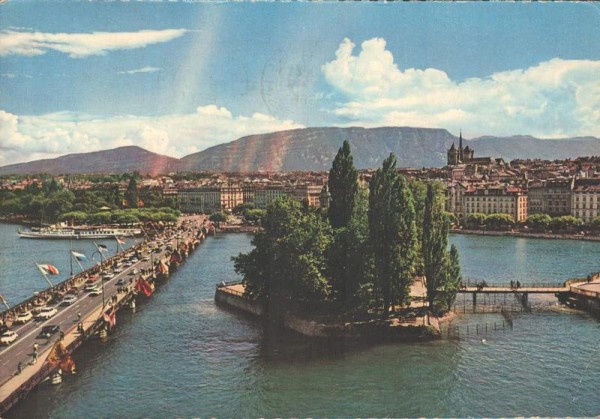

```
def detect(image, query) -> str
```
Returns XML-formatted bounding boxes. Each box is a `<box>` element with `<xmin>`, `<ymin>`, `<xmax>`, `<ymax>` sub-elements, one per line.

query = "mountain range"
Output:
<box><xmin>0</xmin><ymin>127</ymin><xmax>598</xmax><ymax>175</ymax></box>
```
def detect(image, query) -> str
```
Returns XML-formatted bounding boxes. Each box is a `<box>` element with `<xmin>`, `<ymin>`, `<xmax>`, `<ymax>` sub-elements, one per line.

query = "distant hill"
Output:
<box><xmin>179</xmin><ymin>127</ymin><xmax>600</xmax><ymax>172</ymax></box>
<box><xmin>0</xmin><ymin>128</ymin><xmax>598</xmax><ymax>175</ymax></box>
<box><xmin>0</xmin><ymin>146</ymin><xmax>181</xmax><ymax>176</ymax></box>
<box><xmin>470</xmin><ymin>135</ymin><xmax>600</xmax><ymax>161</ymax></box>
<box><xmin>179</xmin><ymin>127</ymin><xmax>458</xmax><ymax>172</ymax></box>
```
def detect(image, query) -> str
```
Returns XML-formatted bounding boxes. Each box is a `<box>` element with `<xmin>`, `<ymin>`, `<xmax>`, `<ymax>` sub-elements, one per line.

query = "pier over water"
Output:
<box><xmin>0</xmin><ymin>215</ymin><xmax>209</xmax><ymax>415</ymax></box>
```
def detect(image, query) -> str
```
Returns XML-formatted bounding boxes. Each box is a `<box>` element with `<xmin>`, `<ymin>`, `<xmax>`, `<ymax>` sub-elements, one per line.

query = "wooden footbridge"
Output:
<box><xmin>457</xmin><ymin>284</ymin><xmax>569</xmax><ymax>309</ymax></box>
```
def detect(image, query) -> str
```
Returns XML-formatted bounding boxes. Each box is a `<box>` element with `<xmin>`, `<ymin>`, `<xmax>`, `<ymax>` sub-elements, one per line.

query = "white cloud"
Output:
<box><xmin>323</xmin><ymin>38</ymin><xmax>600</xmax><ymax>138</ymax></box>
<box><xmin>0</xmin><ymin>107</ymin><xmax>304</xmax><ymax>166</ymax></box>
<box><xmin>118</xmin><ymin>67</ymin><xmax>162</xmax><ymax>75</ymax></box>
<box><xmin>0</xmin><ymin>29</ymin><xmax>187</xmax><ymax>58</ymax></box>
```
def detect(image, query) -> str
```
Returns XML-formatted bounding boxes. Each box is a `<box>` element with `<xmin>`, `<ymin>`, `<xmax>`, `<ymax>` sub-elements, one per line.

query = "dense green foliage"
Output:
<box><xmin>234</xmin><ymin>147</ymin><xmax>456</xmax><ymax>320</ymax></box>
<box><xmin>368</xmin><ymin>154</ymin><xmax>418</xmax><ymax>314</ymax></box>
<box><xmin>209</xmin><ymin>212</ymin><xmax>229</xmax><ymax>223</ymax></box>
<box><xmin>0</xmin><ymin>175</ymin><xmax>178</xmax><ymax>225</ymax></box>
<box><xmin>422</xmin><ymin>183</ymin><xmax>450</xmax><ymax>312</ymax></box>
<box><xmin>124</xmin><ymin>176</ymin><xmax>139</xmax><ymax>208</ymax></box>
<box><xmin>233</xmin><ymin>197</ymin><xmax>332</xmax><ymax>316</ymax></box>
<box><xmin>328</xmin><ymin>140</ymin><xmax>358</xmax><ymax>229</ymax></box>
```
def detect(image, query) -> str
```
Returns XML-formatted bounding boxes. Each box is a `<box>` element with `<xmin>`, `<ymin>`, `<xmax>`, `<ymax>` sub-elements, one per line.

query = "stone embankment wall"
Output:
<box><xmin>214</xmin><ymin>288</ymin><xmax>265</xmax><ymax>317</ymax></box>
<box><xmin>215</xmin><ymin>286</ymin><xmax>440</xmax><ymax>340</ymax></box>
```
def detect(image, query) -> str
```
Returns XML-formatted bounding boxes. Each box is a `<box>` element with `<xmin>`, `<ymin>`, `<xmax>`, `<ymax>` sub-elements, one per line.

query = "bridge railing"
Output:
<box><xmin>461</xmin><ymin>280</ymin><xmax>566</xmax><ymax>289</ymax></box>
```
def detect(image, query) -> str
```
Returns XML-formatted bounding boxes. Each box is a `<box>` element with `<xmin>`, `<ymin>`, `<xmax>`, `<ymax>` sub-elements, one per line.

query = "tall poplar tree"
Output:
<box><xmin>422</xmin><ymin>182</ymin><xmax>450</xmax><ymax>312</ymax></box>
<box><xmin>327</xmin><ymin>140</ymin><xmax>362</xmax><ymax>304</ymax></box>
<box><xmin>368</xmin><ymin>154</ymin><xmax>418</xmax><ymax>315</ymax></box>
<box><xmin>125</xmin><ymin>176</ymin><xmax>139</xmax><ymax>208</ymax></box>
<box><xmin>439</xmin><ymin>244</ymin><xmax>462</xmax><ymax>312</ymax></box>
<box><xmin>328</xmin><ymin>140</ymin><xmax>358</xmax><ymax>229</ymax></box>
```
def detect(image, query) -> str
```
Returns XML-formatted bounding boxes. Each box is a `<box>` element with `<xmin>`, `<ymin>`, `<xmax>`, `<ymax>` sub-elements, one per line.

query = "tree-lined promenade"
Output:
<box><xmin>0</xmin><ymin>174</ymin><xmax>179</xmax><ymax>226</ymax></box>
<box><xmin>233</xmin><ymin>141</ymin><xmax>462</xmax><ymax>323</ymax></box>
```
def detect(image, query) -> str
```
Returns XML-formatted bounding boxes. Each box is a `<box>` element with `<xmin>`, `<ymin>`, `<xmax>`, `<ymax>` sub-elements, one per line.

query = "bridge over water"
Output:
<box><xmin>457</xmin><ymin>284</ymin><xmax>569</xmax><ymax>310</ymax></box>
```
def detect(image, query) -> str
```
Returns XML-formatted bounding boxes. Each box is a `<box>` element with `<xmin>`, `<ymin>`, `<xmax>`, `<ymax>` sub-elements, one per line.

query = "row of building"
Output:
<box><xmin>176</xmin><ymin>183</ymin><xmax>329</xmax><ymax>213</ymax></box>
<box><xmin>443</xmin><ymin>140</ymin><xmax>600</xmax><ymax>223</ymax></box>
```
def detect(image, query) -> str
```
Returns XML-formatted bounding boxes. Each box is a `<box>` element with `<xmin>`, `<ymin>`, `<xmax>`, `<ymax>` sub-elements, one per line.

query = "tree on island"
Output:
<box><xmin>422</xmin><ymin>183</ymin><xmax>463</xmax><ymax>313</ymax></box>
<box><xmin>328</xmin><ymin>140</ymin><xmax>358</xmax><ymax>229</ymax></box>
<box><xmin>327</xmin><ymin>140</ymin><xmax>366</xmax><ymax>307</ymax></box>
<box><xmin>438</xmin><ymin>244</ymin><xmax>462</xmax><ymax>312</ymax></box>
<box><xmin>368</xmin><ymin>153</ymin><xmax>418</xmax><ymax>315</ymax></box>
<box><xmin>233</xmin><ymin>197</ymin><xmax>332</xmax><ymax>318</ymax></box>
<box><xmin>422</xmin><ymin>183</ymin><xmax>449</xmax><ymax>312</ymax></box>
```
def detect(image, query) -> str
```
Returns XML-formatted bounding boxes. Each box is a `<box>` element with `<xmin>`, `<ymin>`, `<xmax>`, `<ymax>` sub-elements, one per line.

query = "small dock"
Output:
<box><xmin>0</xmin><ymin>215</ymin><xmax>210</xmax><ymax>415</ymax></box>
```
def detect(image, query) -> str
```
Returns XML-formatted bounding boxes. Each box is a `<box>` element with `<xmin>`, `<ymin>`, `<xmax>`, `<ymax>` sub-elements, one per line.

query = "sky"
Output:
<box><xmin>1</xmin><ymin>2</ymin><xmax>599</xmax><ymax>166</ymax></box>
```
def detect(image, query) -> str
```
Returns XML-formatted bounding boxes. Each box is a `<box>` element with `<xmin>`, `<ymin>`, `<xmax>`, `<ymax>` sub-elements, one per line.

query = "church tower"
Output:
<box><xmin>447</xmin><ymin>143</ymin><xmax>459</xmax><ymax>165</ymax></box>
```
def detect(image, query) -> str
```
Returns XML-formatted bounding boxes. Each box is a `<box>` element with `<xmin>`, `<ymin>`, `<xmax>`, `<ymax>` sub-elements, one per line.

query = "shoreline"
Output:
<box><xmin>451</xmin><ymin>229</ymin><xmax>600</xmax><ymax>242</ymax></box>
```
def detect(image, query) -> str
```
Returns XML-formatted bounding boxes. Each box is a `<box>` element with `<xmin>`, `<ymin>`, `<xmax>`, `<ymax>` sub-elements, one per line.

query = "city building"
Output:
<box><xmin>463</xmin><ymin>185</ymin><xmax>528</xmax><ymax>222</ymax></box>
<box><xmin>571</xmin><ymin>178</ymin><xmax>600</xmax><ymax>223</ymax></box>
<box><xmin>527</xmin><ymin>178</ymin><xmax>572</xmax><ymax>216</ymax></box>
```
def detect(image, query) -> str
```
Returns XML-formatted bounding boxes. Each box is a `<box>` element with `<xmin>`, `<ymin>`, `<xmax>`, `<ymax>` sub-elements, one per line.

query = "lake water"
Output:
<box><xmin>3</xmin><ymin>225</ymin><xmax>600</xmax><ymax>417</ymax></box>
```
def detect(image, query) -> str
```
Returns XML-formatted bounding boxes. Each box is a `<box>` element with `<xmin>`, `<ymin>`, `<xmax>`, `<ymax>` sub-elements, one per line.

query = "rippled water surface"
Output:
<box><xmin>3</xmin><ymin>226</ymin><xmax>600</xmax><ymax>417</ymax></box>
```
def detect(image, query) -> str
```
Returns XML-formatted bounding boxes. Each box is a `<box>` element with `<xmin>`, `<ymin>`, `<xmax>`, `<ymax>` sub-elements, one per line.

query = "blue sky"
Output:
<box><xmin>1</xmin><ymin>2</ymin><xmax>599</xmax><ymax>165</ymax></box>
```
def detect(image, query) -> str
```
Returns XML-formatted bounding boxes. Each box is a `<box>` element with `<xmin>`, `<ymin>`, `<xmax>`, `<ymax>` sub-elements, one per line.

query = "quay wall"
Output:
<box><xmin>452</xmin><ymin>229</ymin><xmax>600</xmax><ymax>242</ymax></box>
<box><xmin>215</xmin><ymin>287</ymin><xmax>265</xmax><ymax>317</ymax></box>
<box><xmin>215</xmin><ymin>286</ymin><xmax>440</xmax><ymax>340</ymax></box>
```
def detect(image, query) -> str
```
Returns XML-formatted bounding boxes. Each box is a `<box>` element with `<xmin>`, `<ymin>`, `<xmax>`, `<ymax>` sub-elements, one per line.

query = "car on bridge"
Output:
<box><xmin>0</xmin><ymin>325</ymin><xmax>9</xmax><ymax>335</ymax></box>
<box><xmin>0</xmin><ymin>330</ymin><xmax>18</xmax><ymax>345</ymax></box>
<box><xmin>13</xmin><ymin>311</ymin><xmax>33</xmax><ymax>324</ymax></box>
<box><xmin>61</xmin><ymin>295</ymin><xmax>77</xmax><ymax>306</ymax></box>
<box><xmin>35</xmin><ymin>306</ymin><xmax>58</xmax><ymax>320</ymax></box>
<box><xmin>37</xmin><ymin>325</ymin><xmax>60</xmax><ymax>339</ymax></box>
<box><xmin>87</xmin><ymin>285</ymin><xmax>102</xmax><ymax>296</ymax></box>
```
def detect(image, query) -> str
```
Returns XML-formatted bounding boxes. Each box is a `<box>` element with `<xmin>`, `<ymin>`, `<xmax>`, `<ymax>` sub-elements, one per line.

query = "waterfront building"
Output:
<box><xmin>571</xmin><ymin>178</ymin><xmax>600</xmax><ymax>223</ymax></box>
<box><xmin>463</xmin><ymin>184</ymin><xmax>528</xmax><ymax>222</ymax></box>
<box><xmin>253</xmin><ymin>186</ymin><xmax>289</xmax><ymax>209</ymax></box>
<box><xmin>177</xmin><ymin>186</ymin><xmax>243</xmax><ymax>213</ymax></box>
<box><xmin>527</xmin><ymin>178</ymin><xmax>573</xmax><ymax>216</ymax></box>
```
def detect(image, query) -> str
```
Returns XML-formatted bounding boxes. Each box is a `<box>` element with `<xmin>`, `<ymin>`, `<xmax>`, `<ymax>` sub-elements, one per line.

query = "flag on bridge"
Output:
<box><xmin>71</xmin><ymin>251</ymin><xmax>87</xmax><ymax>261</ymax></box>
<box><xmin>103</xmin><ymin>307</ymin><xmax>117</xmax><ymax>329</ymax></box>
<box><xmin>38</xmin><ymin>264</ymin><xmax>59</xmax><ymax>275</ymax></box>
<box><xmin>135</xmin><ymin>276</ymin><xmax>154</xmax><ymax>297</ymax></box>
<box><xmin>115</xmin><ymin>236</ymin><xmax>126</xmax><ymax>245</ymax></box>
<box><xmin>46</xmin><ymin>342</ymin><xmax>76</xmax><ymax>374</ymax></box>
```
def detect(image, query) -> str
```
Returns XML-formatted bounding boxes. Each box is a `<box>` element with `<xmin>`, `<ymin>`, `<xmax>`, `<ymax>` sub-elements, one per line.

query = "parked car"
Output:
<box><xmin>0</xmin><ymin>325</ymin><xmax>9</xmax><ymax>335</ymax></box>
<box><xmin>113</xmin><ymin>267</ymin><xmax>123</xmax><ymax>273</ymax></box>
<box><xmin>61</xmin><ymin>295</ymin><xmax>77</xmax><ymax>306</ymax></box>
<box><xmin>14</xmin><ymin>311</ymin><xmax>33</xmax><ymax>324</ymax></box>
<box><xmin>37</xmin><ymin>325</ymin><xmax>60</xmax><ymax>339</ymax></box>
<box><xmin>142</xmin><ymin>256</ymin><xmax>150</xmax><ymax>261</ymax></box>
<box><xmin>35</xmin><ymin>306</ymin><xmax>58</xmax><ymax>320</ymax></box>
<box><xmin>123</xmin><ymin>261</ymin><xmax>133</xmax><ymax>267</ymax></box>
<box><xmin>0</xmin><ymin>331</ymin><xmax>18</xmax><ymax>345</ymax></box>
<box><xmin>102</xmin><ymin>272</ymin><xmax>115</xmax><ymax>280</ymax></box>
